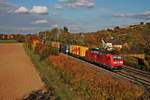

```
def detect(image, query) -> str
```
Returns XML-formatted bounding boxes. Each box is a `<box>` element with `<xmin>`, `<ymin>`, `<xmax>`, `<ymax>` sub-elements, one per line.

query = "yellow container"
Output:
<box><xmin>69</xmin><ymin>45</ymin><xmax>88</xmax><ymax>57</ymax></box>
<box><xmin>69</xmin><ymin>45</ymin><xmax>73</xmax><ymax>54</ymax></box>
<box><xmin>79</xmin><ymin>46</ymin><xmax>89</xmax><ymax>57</ymax></box>
<box><xmin>69</xmin><ymin>45</ymin><xmax>80</xmax><ymax>56</ymax></box>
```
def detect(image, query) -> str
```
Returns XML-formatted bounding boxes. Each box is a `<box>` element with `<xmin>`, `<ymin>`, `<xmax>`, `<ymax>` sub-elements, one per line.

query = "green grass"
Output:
<box><xmin>23</xmin><ymin>44</ymin><xmax>77</xmax><ymax>100</ymax></box>
<box><xmin>124</xmin><ymin>56</ymin><xmax>150</xmax><ymax>72</ymax></box>
<box><xmin>0</xmin><ymin>39</ymin><xmax>17</xmax><ymax>43</ymax></box>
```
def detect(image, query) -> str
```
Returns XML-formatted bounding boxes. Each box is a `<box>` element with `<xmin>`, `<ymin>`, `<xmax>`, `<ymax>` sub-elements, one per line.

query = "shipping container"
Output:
<box><xmin>69</xmin><ymin>45</ymin><xmax>80</xmax><ymax>56</ymax></box>
<box><xmin>78</xmin><ymin>46</ymin><xmax>89</xmax><ymax>57</ymax></box>
<box><xmin>51</xmin><ymin>41</ymin><xmax>60</xmax><ymax>49</ymax></box>
<box><xmin>60</xmin><ymin>43</ymin><xmax>69</xmax><ymax>54</ymax></box>
<box><xmin>69</xmin><ymin>45</ymin><xmax>88</xmax><ymax>57</ymax></box>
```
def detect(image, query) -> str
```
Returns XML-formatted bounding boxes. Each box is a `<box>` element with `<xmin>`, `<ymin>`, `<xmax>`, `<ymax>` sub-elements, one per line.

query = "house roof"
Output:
<box><xmin>106</xmin><ymin>39</ymin><xmax>123</xmax><ymax>45</ymax></box>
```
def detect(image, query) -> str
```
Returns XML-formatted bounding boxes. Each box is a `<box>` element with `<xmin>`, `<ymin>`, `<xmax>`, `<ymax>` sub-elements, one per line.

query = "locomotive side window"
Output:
<box><xmin>113</xmin><ymin>56</ymin><xmax>122</xmax><ymax>60</ymax></box>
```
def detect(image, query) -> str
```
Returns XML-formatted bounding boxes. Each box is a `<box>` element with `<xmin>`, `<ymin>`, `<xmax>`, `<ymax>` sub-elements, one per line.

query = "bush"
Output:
<box><xmin>48</xmin><ymin>55</ymin><xmax>143</xmax><ymax>100</ymax></box>
<box><xmin>40</xmin><ymin>47</ymin><xmax>59</xmax><ymax>60</ymax></box>
<box><xmin>15</xmin><ymin>34</ymin><xmax>25</xmax><ymax>42</ymax></box>
<box><xmin>124</xmin><ymin>56</ymin><xmax>138</xmax><ymax>67</ymax></box>
<box><xmin>34</xmin><ymin>43</ymin><xmax>43</xmax><ymax>54</ymax></box>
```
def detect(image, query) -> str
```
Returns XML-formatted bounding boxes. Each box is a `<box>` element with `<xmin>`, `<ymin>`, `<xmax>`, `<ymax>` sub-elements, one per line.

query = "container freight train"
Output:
<box><xmin>51</xmin><ymin>42</ymin><xmax>124</xmax><ymax>70</ymax></box>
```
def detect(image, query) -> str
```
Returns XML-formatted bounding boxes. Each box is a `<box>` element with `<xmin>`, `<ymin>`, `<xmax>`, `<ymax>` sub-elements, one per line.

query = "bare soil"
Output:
<box><xmin>0</xmin><ymin>43</ymin><xmax>44</xmax><ymax>100</ymax></box>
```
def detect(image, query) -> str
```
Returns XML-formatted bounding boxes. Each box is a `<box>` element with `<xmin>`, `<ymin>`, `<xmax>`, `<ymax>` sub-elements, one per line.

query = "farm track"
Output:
<box><xmin>0</xmin><ymin>43</ymin><xmax>44</xmax><ymax>100</ymax></box>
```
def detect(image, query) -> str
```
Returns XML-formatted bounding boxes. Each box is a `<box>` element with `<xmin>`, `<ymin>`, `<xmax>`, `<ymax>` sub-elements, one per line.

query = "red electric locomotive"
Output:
<box><xmin>85</xmin><ymin>48</ymin><xmax>123</xmax><ymax>70</ymax></box>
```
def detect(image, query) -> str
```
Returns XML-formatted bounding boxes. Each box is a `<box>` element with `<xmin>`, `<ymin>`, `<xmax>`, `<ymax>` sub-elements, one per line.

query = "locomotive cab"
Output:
<box><xmin>111</xmin><ymin>55</ymin><xmax>123</xmax><ymax>69</ymax></box>
<box><xmin>85</xmin><ymin>48</ymin><xmax>123</xmax><ymax>70</ymax></box>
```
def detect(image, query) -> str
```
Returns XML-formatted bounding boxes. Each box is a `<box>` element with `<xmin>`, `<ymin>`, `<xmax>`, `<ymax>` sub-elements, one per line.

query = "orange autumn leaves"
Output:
<box><xmin>48</xmin><ymin>55</ymin><xmax>143</xmax><ymax>100</ymax></box>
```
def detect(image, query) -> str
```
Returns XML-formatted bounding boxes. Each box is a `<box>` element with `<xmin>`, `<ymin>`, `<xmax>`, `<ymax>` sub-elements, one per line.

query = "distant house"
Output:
<box><xmin>9</xmin><ymin>34</ymin><xmax>15</xmax><ymax>39</ymax></box>
<box><xmin>0</xmin><ymin>34</ymin><xmax>3</xmax><ymax>39</ymax></box>
<box><xmin>2</xmin><ymin>34</ymin><xmax>6</xmax><ymax>39</ymax></box>
<box><xmin>113</xmin><ymin>44</ymin><xmax>122</xmax><ymax>50</ymax></box>
<box><xmin>101</xmin><ymin>39</ymin><xmax>113</xmax><ymax>51</ymax></box>
<box><xmin>102</xmin><ymin>39</ymin><xmax>123</xmax><ymax>51</ymax></box>
<box><xmin>0</xmin><ymin>34</ymin><xmax>15</xmax><ymax>39</ymax></box>
<box><xmin>109</xmin><ymin>39</ymin><xmax>123</xmax><ymax>50</ymax></box>
<box><xmin>7</xmin><ymin>34</ymin><xmax>15</xmax><ymax>39</ymax></box>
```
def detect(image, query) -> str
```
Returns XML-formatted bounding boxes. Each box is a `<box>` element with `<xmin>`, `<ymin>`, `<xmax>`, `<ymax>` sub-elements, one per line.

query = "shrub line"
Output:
<box><xmin>23</xmin><ymin>43</ymin><xmax>77</xmax><ymax>100</ymax></box>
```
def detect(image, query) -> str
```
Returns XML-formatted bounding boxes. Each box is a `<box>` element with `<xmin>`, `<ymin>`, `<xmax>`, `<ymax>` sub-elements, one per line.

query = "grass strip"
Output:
<box><xmin>0</xmin><ymin>39</ymin><xmax>18</xmax><ymax>43</ymax></box>
<box><xmin>23</xmin><ymin>44</ymin><xmax>77</xmax><ymax>100</ymax></box>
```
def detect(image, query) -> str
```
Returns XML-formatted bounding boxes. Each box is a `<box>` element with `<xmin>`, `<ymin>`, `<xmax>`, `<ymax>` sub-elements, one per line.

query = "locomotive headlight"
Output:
<box><xmin>114</xmin><ymin>62</ymin><xmax>117</xmax><ymax>64</ymax></box>
<box><xmin>120</xmin><ymin>61</ymin><xmax>123</xmax><ymax>64</ymax></box>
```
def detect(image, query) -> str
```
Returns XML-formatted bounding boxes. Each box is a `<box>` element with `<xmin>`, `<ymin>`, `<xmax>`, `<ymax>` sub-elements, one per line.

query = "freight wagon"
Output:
<box><xmin>60</xmin><ymin>43</ymin><xmax>69</xmax><ymax>54</ymax></box>
<box><xmin>69</xmin><ymin>45</ymin><xmax>88</xmax><ymax>57</ymax></box>
<box><xmin>69</xmin><ymin>45</ymin><xmax>80</xmax><ymax>56</ymax></box>
<box><xmin>78</xmin><ymin>46</ymin><xmax>89</xmax><ymax>57</ymax></box>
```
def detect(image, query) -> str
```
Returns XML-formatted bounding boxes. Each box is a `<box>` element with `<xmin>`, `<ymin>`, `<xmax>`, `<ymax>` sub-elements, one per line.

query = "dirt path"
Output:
<box><xmin>0</xmin><ymin>43</ymin><xmax>44</xmax><ymax>100</ymax></box>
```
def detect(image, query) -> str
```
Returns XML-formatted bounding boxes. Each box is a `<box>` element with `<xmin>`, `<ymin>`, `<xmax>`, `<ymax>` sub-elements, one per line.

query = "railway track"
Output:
<box><xmin>61</xmin><ymin>53</ymin><xmax>150</xmax><ymax>91</ymax></box>
<box><xmin>116</xmin><ymin>66</ymin><xmax>150</xmax><ymax>90</ymax></box>
<box><xmin>124</xmin><ymin>66</ymin><xmax>150</xmax><ymax>78</ymax></box>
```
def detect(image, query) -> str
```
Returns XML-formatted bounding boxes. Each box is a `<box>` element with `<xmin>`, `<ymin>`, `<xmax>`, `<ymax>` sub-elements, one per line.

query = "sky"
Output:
<box><xmin>0</xmin><ymin>0</ymin><xmax>150</xmax><ymax>34</ymax></box>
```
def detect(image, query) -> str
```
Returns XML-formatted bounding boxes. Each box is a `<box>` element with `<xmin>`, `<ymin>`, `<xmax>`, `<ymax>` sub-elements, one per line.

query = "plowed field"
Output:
<box><xmin>0</xmin><ymin>43</ymin><xmax>43</xmax><ymax>100</ymax></box>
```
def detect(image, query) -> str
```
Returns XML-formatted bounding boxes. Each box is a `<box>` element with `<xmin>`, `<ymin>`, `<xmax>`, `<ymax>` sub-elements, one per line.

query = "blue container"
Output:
<box><xmin>60</xmin><ymin>43</ymin><xmax>69</xmax><ymax>54</ymax></box>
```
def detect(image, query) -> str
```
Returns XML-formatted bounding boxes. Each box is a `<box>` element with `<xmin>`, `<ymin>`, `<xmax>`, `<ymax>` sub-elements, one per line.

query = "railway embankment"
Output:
<box><xmin>24</xmin><ymin>43</ymin><xmax>148</xmax><ymax>100</ymax></box>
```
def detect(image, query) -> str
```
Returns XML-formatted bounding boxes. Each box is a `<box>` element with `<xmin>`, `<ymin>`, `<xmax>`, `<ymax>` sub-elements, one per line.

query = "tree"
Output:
<box><xmin>114</xmin><ymin>26</ymin><xmax>120</xmax><ymax>30</ymax></box>
<box><xmin>143</xmin><ymin>36</ymin><xmax>150</xmax><ymax>55</ymax></box>
<box><xmin>64</xmin><ymin>26</ymin><xmax>69</xmax><ymax>33</ymax></box>
<box><xmin>140</xmin><ymin>22</ymin><xmax>144</xmax><ymax>25</ymax></box>
<box><xmin>15</xmin><ymin>34</ymin><xmax>25</xmax><ymax>42</ymax></box>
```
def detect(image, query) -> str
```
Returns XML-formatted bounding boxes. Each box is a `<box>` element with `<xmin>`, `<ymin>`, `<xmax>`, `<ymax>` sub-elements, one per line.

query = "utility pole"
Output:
<box><xmin>43</xmin><ymin>32</ymin><xmax>47</xmax><ymax>44</ymax></box>
<box><xmin>56</xmin><ymin>28</ymin><xmax>60</xmax><ymax>42</ymax></box>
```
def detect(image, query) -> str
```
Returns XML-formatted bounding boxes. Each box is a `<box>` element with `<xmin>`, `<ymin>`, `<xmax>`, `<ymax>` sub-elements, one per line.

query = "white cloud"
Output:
<box><xmin>52</xmin><ymin>12</ymin><xmax>60</xmax><ymax>16</ymax></box>
<box><xmin>15</xmin><ymin>6</ymin><xmax>29</xmax><ymax>14</ymax></box>
<box><xmin>30</xmin><ymin>6</ymin><xmax>48</xmax><ymax>14</ymax></box>
<box><xmin>54</xmin><ymin>4</ymin><xmax>63</xmax><ymax>9</ymax></box>
<box><xmin>33</xmin><ymin>19</ymin><xmax>48</xmax><ymax>24</ymax></box>
<box><xmin>52</xmin><ymin>24</ymin><xmax>58</xmax><ymax>28</ymax></box>
<box><xmin>0</xmin><ymin>1</ymin><xmax>17</xmax><ymax>15</ymax></box>
<box><xmin>55</xmin><ymin>0</ymin><xmax>95</xmax><ymax>9</ymax></box>
<box><xmin>113</xmin><ymin>11</ymin><xmax>150</xmax><ymax>20</ymax></box>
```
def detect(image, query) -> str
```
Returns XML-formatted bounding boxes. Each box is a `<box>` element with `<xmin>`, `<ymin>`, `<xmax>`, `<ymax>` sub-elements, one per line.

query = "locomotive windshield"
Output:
<box><xmin>113</xmin><ymin>56</ymin><xmax>122</xmax><ymax>60</ymax></box>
